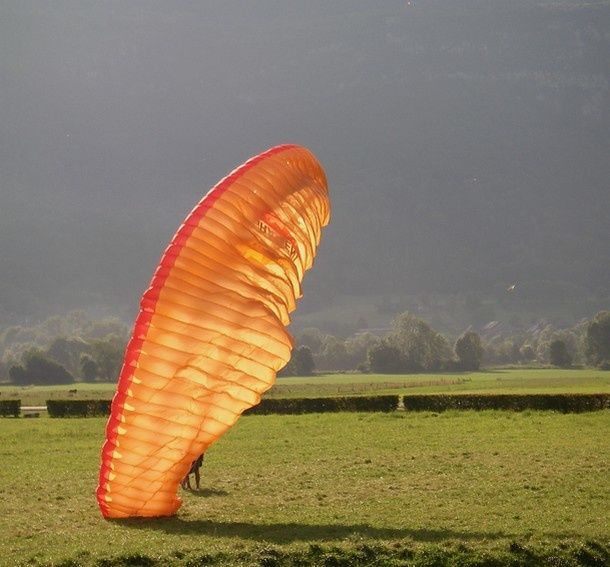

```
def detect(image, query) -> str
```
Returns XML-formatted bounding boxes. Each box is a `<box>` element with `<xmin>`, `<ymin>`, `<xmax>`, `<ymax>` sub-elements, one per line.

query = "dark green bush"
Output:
<box><xmin>47</xmin><ymin>399</ymin><xmax>111</xmax><ymax>417</ymax></box>
<box><xmin>9</xmin><ymin>349</ymin><xmax>75</xmax><ymax>385</ymax></box>
<box><xmin>0</xmin><ymin>399</ymin><xmax>21</xmax><ymax>417</ymax></box>
<box><xmin>402</xmin><ymin>393</ymin><xmax>610</xmax><ymax>413</ymax></box>
<box><xmin>245</xmin><ymin>395</ymin><xmax>399</xmax><ymax>415</ymax></box>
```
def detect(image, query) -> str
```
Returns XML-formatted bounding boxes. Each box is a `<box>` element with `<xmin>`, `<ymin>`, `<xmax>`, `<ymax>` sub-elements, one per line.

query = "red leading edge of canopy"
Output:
<box><xmin>97</xmin><ymin>144</ymin><xmax>301</xmax><ymax>514</ymax></box>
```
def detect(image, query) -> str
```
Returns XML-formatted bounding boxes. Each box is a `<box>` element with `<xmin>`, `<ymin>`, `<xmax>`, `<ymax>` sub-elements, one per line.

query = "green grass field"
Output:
<box><xmin>2</xmin><ymin>368</ymin><xmax>610</xmax><ymax>407</ymax></box>
<box><xmin>1</xmin><ymin>411</ymin><xmax>609</xmax><ymax>566</ymax></box>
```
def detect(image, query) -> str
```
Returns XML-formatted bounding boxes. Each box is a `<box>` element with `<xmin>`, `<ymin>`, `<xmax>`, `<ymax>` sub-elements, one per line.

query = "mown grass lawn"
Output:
<box><xmin>2</xmin><ymin>368</ymin><xmax>609</xmax><ymax>407</ymax></box>
<box><xmin>1</xmin><ymin>410</ymin><xmax>608</xmax><ymax>566</ymax></box>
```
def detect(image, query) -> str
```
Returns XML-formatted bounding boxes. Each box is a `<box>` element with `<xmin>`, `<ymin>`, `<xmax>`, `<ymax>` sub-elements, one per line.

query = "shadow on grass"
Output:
<box><xmin>182</xmin><ymin>488</ymin><xmax>229</xmax><ymax>497</ymax></box>
<box><xmin>115</xmin><ymin>517</ymin><xmax>514</xmax><ymax>544</ymax></box>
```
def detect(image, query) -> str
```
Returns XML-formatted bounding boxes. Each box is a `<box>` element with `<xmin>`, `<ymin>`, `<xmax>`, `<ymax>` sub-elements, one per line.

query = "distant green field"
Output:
<box><xmin>1</xmin><ymin>411</ymin><xmax>608</xmax><ymax>566</ymax></box>
<box><xmin>276</xmin><ymin>368</ymin><xmax>610</xmax><ymax>397</ymax></box>
<box><xmin>1</xmin><ymin>368</ymin><xmax>609</xmax><ymax>407</ymax></box>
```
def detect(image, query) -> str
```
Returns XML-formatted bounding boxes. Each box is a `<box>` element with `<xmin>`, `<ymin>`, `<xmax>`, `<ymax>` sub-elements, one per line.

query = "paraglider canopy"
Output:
<box><xmin>97</xmin><ymin>144</ymin><xmax>330</xmax><ymax>518</ymax></box>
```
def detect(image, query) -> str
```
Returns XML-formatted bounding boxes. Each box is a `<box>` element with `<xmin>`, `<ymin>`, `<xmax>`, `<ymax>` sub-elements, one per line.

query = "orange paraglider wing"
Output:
<box><xmin>96</xmin><ymin>145</ymin><xmax>330</xmax><ymax>518</ymax></box>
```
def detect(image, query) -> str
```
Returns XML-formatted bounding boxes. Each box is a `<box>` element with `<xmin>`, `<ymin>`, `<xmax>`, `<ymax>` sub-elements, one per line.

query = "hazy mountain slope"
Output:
<box><xmin>1</xmin><ymin>0</ymin><xmax>608</xmax><ymax>325</ymax></box>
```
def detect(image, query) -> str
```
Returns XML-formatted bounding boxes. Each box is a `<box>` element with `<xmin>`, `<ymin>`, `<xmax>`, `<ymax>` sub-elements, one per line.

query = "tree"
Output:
<box><xmin>292</xmin><ymin>346</ymin><xmax>315</xmax><ymax>375</ymax></box>
<box><xmin>0</xmin><ymin>359</ymin><xmax>6</xmax><ymax>381</ymax></box>
<box><xmin>82</xmin><ymin>317</ymin><xmax>129</xmax><ymax>341</ymax></box>
<box><xmin>279</xmin><ymin>346</ymin><xmax>315</xmax><ymax>376</ymax></box>
<box><xmin>549</xmin><ymin>339</ymin><xmax>572</xmax><ymax>368</ymax></box>
<box><xmin>9</xmin><ymin>348</ymin><xmax>75</xmax><ymax>385</ymax></box>
<box><xmin>367</xmin><ymin>341</ymin><xmax>403</xmax><ymax>373</ymax></box>
<box><xmin>318</xmin><ymin>336</ymin><xmax>352</xmax><ymax>371</ymax></box>
<box><xmin>533</xmin><ymin>323</ymin><xmax>556</xmax><ymax>363</ymax></box>
<box><xmin>296</xmin><ymin>327</ymin><xmax>324</xmax><ymax>355</ymax></box>
<box><xmin>92</xmin><ymin>334</ymin><xmax>126</xmax><ymax>381</ymax></box>
<box><xmin>389</xmin><ymin>312</ymin><xmax>451</xmax><ymax>371</ymax></box>
<box><xmin>520</xmin><ymin>344</ymin><xmax>536</xmax><ymax>362</ymax></box>
<box><xmin>345</xmin><ymin>333</ymin><xmax>379</xmax><ymax>370</ymax></box>
<box><xmin>80</xmin><ymin>354</ymin><xmax>99</xmax><ymax>382</ymax></box>
<box><xmin>585</xmin><ymin>311</ymin><xmax>610</xmax><ymax>367</ymax></box>
<box><xmin>47</xmin><ymin>336</ymin><xmax>91</xmax><ymax>376</ymax></box>
<box><xmin>455</xmin><ymin>331</ymin><xmax>484</xmax><ymax>370</ymax></box>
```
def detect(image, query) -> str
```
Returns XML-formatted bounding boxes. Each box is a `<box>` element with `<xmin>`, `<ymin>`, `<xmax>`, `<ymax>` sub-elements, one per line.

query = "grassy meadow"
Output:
<box><xmin>1</xmin><ymin>410</ymin><xmax>609</xmax><ymax>566</ymax></box>
<box><xmin>2</xmin><ymin>368</ymin><xmax>610</xmax><ymax>407</ymax></box>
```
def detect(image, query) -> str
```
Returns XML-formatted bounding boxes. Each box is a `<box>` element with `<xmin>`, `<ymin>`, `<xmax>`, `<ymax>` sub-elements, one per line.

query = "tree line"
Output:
<box><xmin>1</xmin><ymin>310</ymin><xmax>609</xmax><ymax>385</ymax></box>
<box><xmin>291</xmin><ymin>310</ymin><xmax>610</xmax><ymax>375</ymax></box>
<box><xmin>0</xmin><ymin>311</ymin><xmax>128</xmax><ymax>385</ymax></box>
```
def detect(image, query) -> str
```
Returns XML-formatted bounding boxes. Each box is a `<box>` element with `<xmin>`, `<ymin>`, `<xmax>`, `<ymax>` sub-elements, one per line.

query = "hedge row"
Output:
<box><xmin>44</xmin><ymin>396</ymin><xmax>399</xmax><ymax>417</ymax></box>
<box><xmin>403</xmin><ymin>393</ymin><xmax>610</xmax><ymax>413</ymax></box>
<box><xmin>47</xmin><ymin>399</ymin><xmax>111</xmax><ymax>418</ymax></box>
<box><xmin>43</xmin><ymin>393</ymin><xmax>609</xmax><ymax>417</ymax></box>
<box><xmin>0</xmin><ymin>399</ymin><xmax>21</xmax><ymax>417</ymax></box>
<box><xmin>244</xmin><ymin>395</ymin><xmax>400</xmax><ymax>415</ymax></box>
<box><xmin>45</xmin><ymin>396</ymin><xmax>400</xmax><ymax>418</ymax></box>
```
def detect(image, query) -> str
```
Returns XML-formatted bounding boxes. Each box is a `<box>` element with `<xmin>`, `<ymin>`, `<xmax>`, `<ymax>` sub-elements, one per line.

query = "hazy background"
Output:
<box><xmin>1</xmin><ymin>0</ymin><xmax>609</xmax><ymax>335</ymax></box>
